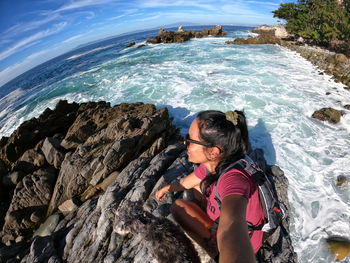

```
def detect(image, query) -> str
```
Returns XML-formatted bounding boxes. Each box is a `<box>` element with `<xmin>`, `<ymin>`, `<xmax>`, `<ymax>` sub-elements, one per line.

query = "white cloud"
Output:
<box><xmin>54</xmin><ymin>0</ymin><xmax>115</xmax><ymax>13</ymax></box>
<box><xmin>137</xmin><ymin>0</ymin><xmax>218</xmax><ymax>11</ymax></box>
<box><xmin>108</xmin><ymin>9</ymin><xmax>139</xmax><ymax>20</ymax></box>
<box><xmin>135</xmin><ymin>15</ymin><xmax>161</xmax><ymax>22</ymax></box>
<box><xmin>62</xmin><ymin>34</ymin><xmax>84</xmax><ymax>43</ymax></box>
<box><xmin>0</xmin><ymin>22</ymin><xmax>68</xmax><ymax>61</ymax></box>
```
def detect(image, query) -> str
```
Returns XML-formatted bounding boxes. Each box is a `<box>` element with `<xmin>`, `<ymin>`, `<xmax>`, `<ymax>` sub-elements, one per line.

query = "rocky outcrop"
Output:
<box><xmin>226</xmin><ymin>35</ymin><xmax>281</xmax><ymax>45</ymax></box>
<box><xmin>147</xmin><ymin>25</ymin><xmax>227</xmax><ymax>44</ymax></box>
<box><xmin>126</xmin><ymin>42</ymin><xmax>135</xmax><ymax>48</ymax></box>
<box><xmin>280</xmin><ymin>42</ymin><xmax>350</xmax><ymax>89</ymax></box>
<box><xmin>252</xmin><ymin>25</ymin><xmax>289</xmax><ymax>39</ymax></box>
<box><xmin>311</xmin><ymin>107</ymin><xmax>343</xmax><ymax>123</ymax></box>
<box><xmin>0</xmin><ymin>100</ymin><xmax>296</xmax><ymax>263</ymax></box>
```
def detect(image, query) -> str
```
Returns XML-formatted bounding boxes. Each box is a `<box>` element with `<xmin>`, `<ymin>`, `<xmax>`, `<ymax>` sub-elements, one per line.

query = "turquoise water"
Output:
<box><xmin>1</xmin><ymin>26</ymin><xmax>350</xmax><ymax>262</ymax></box>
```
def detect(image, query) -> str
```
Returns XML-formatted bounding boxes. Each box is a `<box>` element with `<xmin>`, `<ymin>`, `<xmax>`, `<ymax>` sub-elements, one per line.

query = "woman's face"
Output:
<box><xmin>186</xmin><ymin>118</ymin><xmax>210</xmax><ymax>164</ymax></box>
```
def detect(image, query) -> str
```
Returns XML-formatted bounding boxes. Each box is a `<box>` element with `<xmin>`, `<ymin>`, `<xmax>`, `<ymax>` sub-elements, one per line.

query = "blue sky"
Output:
<box><xmin>0</xmin><ymin>0</ymin><xmax>292</xmax><ymax>87</ymax></box>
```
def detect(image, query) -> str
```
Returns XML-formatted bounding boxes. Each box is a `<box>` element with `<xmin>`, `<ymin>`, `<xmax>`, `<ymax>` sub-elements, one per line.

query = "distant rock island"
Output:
<box><xmin>0</xmin><ymin>100</ymin><xmax>297</xmax><ymax>262</ymax></box>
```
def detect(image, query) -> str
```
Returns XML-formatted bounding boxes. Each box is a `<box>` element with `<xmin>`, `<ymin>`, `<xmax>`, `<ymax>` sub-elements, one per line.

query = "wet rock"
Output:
<box><xmin>42</xmin><ymin>137</ymin><xmax>65</xmax><ymax>169</ymax></box>
<box><xmin>336</xmin><ymin>175</ymin><xmax>348</xmax><ymax>186</ymax></box>
<box><xmin>326</xmin><ymin>236</ymin><xmax>350</xmax><ymax>261</ymax></box>
<box><xmin>136</xmin><ymin>44</ymin><xmax>146</xmax><ymax>48</ymax></box>
<box><xmin>344</xmin><ymin>105</ymin><xmax>350</xmax><ymax>110</ymax></box>
<box><xmin>1</xmin><ymin>167</ymin><xmax>57</xmax><ymax>244</ymax></box>
<box><xmin>126</xmin><ymin>42</ymin><xmax>135</xmax><ymax>48</ymax></box>
<box><xmin>311</xmin><ymin>108</ymin><xmax>343</xmax><ymax>123</ymax></box>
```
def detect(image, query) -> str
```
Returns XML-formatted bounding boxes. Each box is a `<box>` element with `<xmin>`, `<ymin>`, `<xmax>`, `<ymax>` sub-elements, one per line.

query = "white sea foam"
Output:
<box><xmin>1</xmin><ymin>30</ymin><xmax>350</xmax><ymax>262</ymax></box>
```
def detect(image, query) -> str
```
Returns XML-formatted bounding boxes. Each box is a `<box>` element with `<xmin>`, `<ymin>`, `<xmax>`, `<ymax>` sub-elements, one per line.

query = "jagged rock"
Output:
<box><xmin>42</xmin><ymin>137</ymin><xmax>65</xmax><ymax>169</ymax></box>
<box><xmin>126</xmin><ymin>42</ymin><xmax>135</xmax><ymax>48</ymax></box>
<box><xmin>114</xmin><ymin>200</ymin><xmax>200</xmax><ymax>263</ymax></box>
<box><xmin>47</xmin><ymin>103</ymin><xmax>178</xmax><ymax>215</ymax></box>
<box><xmin>136</xmin><ymin>44</ymin><xmax>146</xmax><ymax>48</ymax></box>
<box><xmin>61</xmin><ymin>101</ymin><xmax>111</xmax><ymax>149</ymax></box>
<box><xmin>1</xmin><ymin>167</ymin><xmax>57</xmax><ymax>244</ymax></box>
<box><xmin>311</xmin><ymin>107</ymin><xmax>343</xmax><ymax>123</ymax></box>
<box><xmin>21</xmin><ymin>236</ymin><xmax>61</xmax><ymax>263</ymax></box>
<box><xmin>0</xmin><ymin>100</ymin><xmax>79</xmax><ymax>166</ymax></box>
<box><xmin>202</xmin><ymin>25</ymin><xmax>227</xmax><ymax>37</ymax></box>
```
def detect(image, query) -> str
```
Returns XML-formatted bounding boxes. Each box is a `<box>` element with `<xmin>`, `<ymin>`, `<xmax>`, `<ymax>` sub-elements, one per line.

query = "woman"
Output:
<box><xmin>155</xmin><ymin>110</ymin><xmax>265</xmax><ymax>263</ymax></box>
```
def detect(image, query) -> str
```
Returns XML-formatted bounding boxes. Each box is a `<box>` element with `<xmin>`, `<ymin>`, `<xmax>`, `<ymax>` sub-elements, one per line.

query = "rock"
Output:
<box><xmin>311</xmin><ymin>108</ymin><xmax>343</xmax><ymax>123</ymax></box>
<box><xmin>0</xmin><ymin>241</ymin><xmax>30</xmax><ymax>262</ymax></box>
<box><xmin>252</xmin><ymin>25</ymin><xmax>289</xmax><ymax>39</ymax></box>
<box><xmin>336</xmin><ymin>175</ymin><xmax>348</xmax><ymax>186</ymax></box>
<box><xmin>326</xmin><ymin>92</ymin><xmax>331</xmax><ymax>95</ymax></box>
<box><xmin>61</xmin><ymin>101</ymin><xmax>111</xmax><ymax>149</ymax></box>
<box><xmin>42</xmin><ymin>137</ymin><xmax>65</xmax><ymax>169</ymax></box>
<box><xmin>344</xmin><ymin>105</ymin><xmax>350</xmax><ymax>110</ymax></box>
<box><xmin>326</xmin><ymin>236</ymin><xmax>350</xmax><ymax>261</ymax></box>
<box><xmin>177</xmin><ymin>26</ymin><xmax>184</xmax><ymax>32</ymax></box>
<box><xmin>226</xmin><ymin>35</ymin><xmax>281</xmax><ymax>45</ymax></box>
<box><xmin>2</xmin><ymin>171</ymin><xmax>25</xmax><ymax>186</ymax></box>
<box><xmin>334</xmin><ymin>53</ymin><xmax>348</xmax><ymax>64</ymax></box>
<box><xmin>147</xmin><ymin>26</ymin><xmax>226</xmax><ymax>44</ymax></box>
<box><xmin>21</xmin><ymin>236</ymin><xmax>61</xmax><ymax>263</ymax></box>
<box><xmin>0</xmin><ymin>100</ymin><xmax>79</xmax><ymax>166</ymax></box>
<box><xmin>58</xmin><ymin>199</ymin><xmax>79</xmax><ymax>216</ymax></box>
<box><xmin>126</xmin><ymin>42</ymin><xmax>135</xmax><ymax>48</ymax></box>
<box><xmin>33</xmin><ymin>214</ymin><xmax>60</xmax><ymax>237</ymax></box>
<box><xmin>1</xmin><ymin>167</ymin><xmax>57</xmax><ymax>244</ymax></box>
<box><xmin>47</xmin><ymin>103</ymin><xmax>178</xmax><ymax>216</ymax></box>
<box><xmin>136</xmin><ymin>44</ymin><xmax>146</xmax><ymax>48</ymax></box>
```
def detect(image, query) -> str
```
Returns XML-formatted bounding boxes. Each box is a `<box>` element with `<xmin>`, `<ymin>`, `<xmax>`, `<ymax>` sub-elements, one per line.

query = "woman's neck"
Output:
<box><xmin>204</xmin><ymin>161</ymin><xmax>220</xmax><ymax>174</ymax></box>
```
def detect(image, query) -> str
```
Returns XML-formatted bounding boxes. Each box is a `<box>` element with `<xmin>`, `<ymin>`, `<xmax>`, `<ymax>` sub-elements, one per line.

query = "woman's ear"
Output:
<box><xmin>206</xmin><ymin>146</ymin><xmax>222</xmax><ymax>161</ymax></box>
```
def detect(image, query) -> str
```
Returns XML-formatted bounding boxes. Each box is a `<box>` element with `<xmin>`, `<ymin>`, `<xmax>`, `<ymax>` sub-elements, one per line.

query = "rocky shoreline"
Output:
<box><xmin>226</xmin><ymin>25</ymin><xmax>350</xmax><ymax>124</ymax></box>
<box><xmin>0</xmin><ymin>100</ymin><xmax>297</xmax><ymax>262</ymax></box>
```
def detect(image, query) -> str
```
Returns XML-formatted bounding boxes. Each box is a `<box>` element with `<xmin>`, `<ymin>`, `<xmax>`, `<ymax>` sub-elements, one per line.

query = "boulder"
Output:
<box><xmin>311</xmin><ymin>108</ymin><xmax>343</xmax><ymax>123</ymax></box>
<box><xmin>344</xmin><ymin>105</ymin><xmax>350</xmax><ymax>110</ymax></box>
<box><xmin>336</xmin><ymin>175</ymin><xmax>348</xmax><ymax>186</ymax></box>
<box><xmin>1</xmin><ymin>167</ymin><xmax>57</xmax><ymax>245</ymax></box>
<box><xmin>177</xmin><ymin>26</ymin><xmax>185</xmax><ymax>32</ymax></box>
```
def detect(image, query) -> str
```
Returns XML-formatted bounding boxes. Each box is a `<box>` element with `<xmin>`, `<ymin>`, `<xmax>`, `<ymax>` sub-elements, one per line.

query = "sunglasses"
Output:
<box><xmin>184</xmin><ymin>134</ymin><xmax>212</xmax><ymax>147</ymax></box>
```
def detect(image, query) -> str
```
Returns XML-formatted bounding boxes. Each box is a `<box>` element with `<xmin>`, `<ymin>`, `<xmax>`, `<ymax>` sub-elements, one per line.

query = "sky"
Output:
<box><xmin>0</xmin><ymin>0</ymin><xmax>293</xmax><ymax>87</ymax></box>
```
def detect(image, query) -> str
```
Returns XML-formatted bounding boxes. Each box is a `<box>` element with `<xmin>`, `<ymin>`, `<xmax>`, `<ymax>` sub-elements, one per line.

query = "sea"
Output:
<box><xmin>0</xmin><ymin>25</ymin><xmax>349</xmax><ymax>262</ymax></box>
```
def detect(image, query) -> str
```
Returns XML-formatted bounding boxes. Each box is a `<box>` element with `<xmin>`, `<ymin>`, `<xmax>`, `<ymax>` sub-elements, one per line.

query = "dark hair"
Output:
<box><xmin>196</xmin><ymin>110</ymin><xmax>250</xmax><ymax>196</ymax></box>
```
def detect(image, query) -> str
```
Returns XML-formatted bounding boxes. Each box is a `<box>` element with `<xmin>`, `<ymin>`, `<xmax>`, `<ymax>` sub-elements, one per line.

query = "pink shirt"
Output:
<box><xmin>194</xmin><ymin>164</ymin><xmax>265</xmax><ymax>253</ymax></box>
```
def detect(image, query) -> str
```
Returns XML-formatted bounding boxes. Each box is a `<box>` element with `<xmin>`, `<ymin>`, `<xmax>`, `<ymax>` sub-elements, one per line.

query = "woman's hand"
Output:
<box><xmin>155</xmin><ymin>185</ymin><xmax>170</xmax><ymax>200</ymax></box>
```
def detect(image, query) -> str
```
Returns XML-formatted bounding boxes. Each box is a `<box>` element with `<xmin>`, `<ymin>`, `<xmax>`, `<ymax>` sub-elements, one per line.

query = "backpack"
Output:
<box><xmin>212</xmin><ymin>150</ymin><xmax>286</xmax><ymax>236</ymax></box>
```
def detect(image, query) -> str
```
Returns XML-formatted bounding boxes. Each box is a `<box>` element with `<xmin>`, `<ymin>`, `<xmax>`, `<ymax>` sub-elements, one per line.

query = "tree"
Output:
<box><xmin>273</xmin><ymin>0</ymin><xmax>350</xmax><ymax>44</ymax></box>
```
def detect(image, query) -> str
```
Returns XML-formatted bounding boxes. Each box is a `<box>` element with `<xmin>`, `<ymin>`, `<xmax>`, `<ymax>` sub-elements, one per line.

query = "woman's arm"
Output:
<box><xmin>155</xmin><ymin>172</ymin><xmax>202</xmax><ymax>200</ymax></box>
<box><xmin>216</xmin><ymin>195</ymin><xmax>255</xmax><ymax>263</ymax></box>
